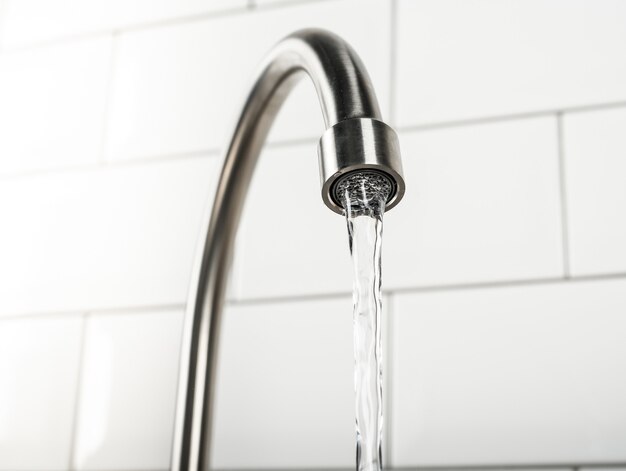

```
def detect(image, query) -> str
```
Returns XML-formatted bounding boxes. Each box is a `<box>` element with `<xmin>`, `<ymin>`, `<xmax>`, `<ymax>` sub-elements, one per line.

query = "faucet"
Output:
<box><xmin>171</xmin><ymin>28</ymin><xmax>406</xmax><ymax>470</ymax></box>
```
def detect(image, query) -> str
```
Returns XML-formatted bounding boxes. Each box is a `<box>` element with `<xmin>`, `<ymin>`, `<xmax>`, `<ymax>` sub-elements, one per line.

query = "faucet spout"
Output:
<box><xmin>171</xmin><ymin>28</ymin><xmax>405</xmax><ymax>471</ymax></box>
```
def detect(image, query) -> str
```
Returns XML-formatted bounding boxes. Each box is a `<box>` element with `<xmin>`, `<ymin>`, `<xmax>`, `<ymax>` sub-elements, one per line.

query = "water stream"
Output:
<box><xmin>337</xmin><ymin>172</ymin><xmax>392</xmax><ymax>471</ymax></box>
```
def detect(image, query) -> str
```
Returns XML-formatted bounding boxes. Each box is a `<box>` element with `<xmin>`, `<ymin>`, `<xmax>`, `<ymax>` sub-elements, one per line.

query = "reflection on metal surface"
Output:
<box><xmin>171</xmin><ymin>28</ymin><xmax>405</xmax><ymax>470</ymax></box>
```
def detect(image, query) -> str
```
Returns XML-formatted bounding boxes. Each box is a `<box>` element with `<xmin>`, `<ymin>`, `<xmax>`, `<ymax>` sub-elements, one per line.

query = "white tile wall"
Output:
<box><xmin>255</xmin><ymin>0</ymin><xmax>309</xmax><ymax>5</ymax></box>
<box><xmin>392</xmin><ymin>279</ymin><xmax>626</xmax><ymax>466</ymax></box>
<box><xmin>236</xmin><ymin>118</ymin><xmax>563</xmax><ymax>300</ymax></box>
<box><xmin>385</xmin><ymin>118</ymin><xmax>563</xmax><ymax>289</ymax></box>
<box><xmin>213</xmin><ymin>297</ymin><xmax>354</xmax><ymax>468</ymax></box>
<box><xmin>0</xmin><ymin>37</ymin><xmax>112</xmax><ymax>175</ymax></box>
<box><xmin>0</xmin><ymin>156</ymin><xmax>217</xmax><ymax>316</ymax></box>
<box><xmin>73</xmin><ymin>309</ymin><xmax>184</xmax><ymax>470</ymax></box>
<box><xmin>254</xmin><ymin>0</ymin><xmax>311</xmax><ymax>5</ymax></box>
<box><xmin>0</xmin><ymin>0</ymin><xmax>247</xmax><ymax>49</ymax></box>
<box><xmin>2</xmin><ymin>0</ymin><xmax>626</xmax><ymax>470</ymax></box>
<box><xmin>234</xmin><ymin>141</ymin><xmax>351</xmax><ymax>299</ymax></box>
<box><xmin>0</xmin><ymin>0</ymin><xmax>5</xmax><ymax>50</ymax></box>
<box><xmin>563</xmin><ymin>108</ymin><xmax>626</xmax><ymax>276</ymax></box>
<box><xmin>0</xmin><ymin>314</ymin><xmax>83</xmax><ymax>470</ymax></box>
<box><xmin>105</xmin><ymin>0</ymin><xmax>391</xmax><ymax>161</ymax></box>
<box><xmin>395</xmin><ymin>0</ymin><xmax>626</xmax><ymax>126</ymax></box>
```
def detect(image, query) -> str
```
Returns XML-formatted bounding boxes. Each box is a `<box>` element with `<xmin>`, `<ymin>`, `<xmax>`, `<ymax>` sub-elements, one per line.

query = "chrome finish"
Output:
<box><xmin>318</xmin><ymin>117</ymin><xmax>405</xmax><ymax>214</ymax></box>
<box><xmin>171</xmin><ymin>28</ymin><xmax>405</xmax><ymax>471</ymax></box>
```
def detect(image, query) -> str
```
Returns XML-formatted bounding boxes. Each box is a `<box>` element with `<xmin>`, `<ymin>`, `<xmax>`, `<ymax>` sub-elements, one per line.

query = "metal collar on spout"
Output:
<box><xmin>171</xmin><ymin>28</ymin><xmax>405</xmax><ymax>471</ymax></box>
<box><xmin>319</xmin><ymin>117</ymin><xmax>404</xmax><ymax>213</ymax></box>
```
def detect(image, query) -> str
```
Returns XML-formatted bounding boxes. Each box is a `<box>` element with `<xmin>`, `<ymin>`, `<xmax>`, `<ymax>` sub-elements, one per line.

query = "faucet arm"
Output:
<box><xmin>267</xmin><ymin>30</ymin><xmax>384</xmax><ymax>126</ymax></box>
<box><xmin>171</xmin><ymin>28</ymin><xmax>402</xmax><ymax>471</ymax></box>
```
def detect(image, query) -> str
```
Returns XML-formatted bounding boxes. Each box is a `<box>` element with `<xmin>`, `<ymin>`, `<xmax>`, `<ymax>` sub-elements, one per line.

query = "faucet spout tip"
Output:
<box><xmin>318</xmin><ymin>118</ymin><xmax>405</xmax><ymax>214</ymax></box>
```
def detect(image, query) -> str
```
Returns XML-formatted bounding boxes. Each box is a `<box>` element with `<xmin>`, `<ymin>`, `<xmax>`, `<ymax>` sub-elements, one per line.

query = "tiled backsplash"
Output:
<box><xmin>392</xmin><ymin>280</ymin><xmax>626</xmax><ymax>465</ymax></box>
<box><xmin>0</xmin><ymin>0</ymin><xmax>625</xmax><ymax>470</ymax></box>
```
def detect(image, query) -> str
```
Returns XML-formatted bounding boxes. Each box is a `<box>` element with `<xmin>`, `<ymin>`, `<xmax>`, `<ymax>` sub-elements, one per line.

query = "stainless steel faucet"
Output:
<box><xmin>171</xmin><ymin>28</ymin><xmax>406</xmax><ymax>470</ymax></box>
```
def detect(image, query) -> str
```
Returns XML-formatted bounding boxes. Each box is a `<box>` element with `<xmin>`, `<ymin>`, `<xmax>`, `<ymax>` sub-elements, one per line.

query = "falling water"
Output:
<box><xmin>336</xmin><ymin>172</ymin><xmax>392</xmax><ymax>471</ymax></box>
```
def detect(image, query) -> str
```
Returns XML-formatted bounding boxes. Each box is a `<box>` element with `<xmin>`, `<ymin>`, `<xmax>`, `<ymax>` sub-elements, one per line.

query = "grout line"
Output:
<box><xmin>0</xmin><ymin>136</ymin><xmax>317</xmax><ymax>183</ymax></box>
<box><xmin>0</xmin><ymin>0</ymin><xmax>334</xmax><ymax>54</ymax></box>
<box><xmin>3</xmin><ymin>98</ymin><xmax>626</xmax><ymax>183</ymax></box>
<box><xmin>230</xmin><ymin>290</ymin><xmax>352</xmax><ymax>306</ymax></box>
<box><xmin>0</xmin><ymin>303</ymin><xmax>185</xmax><ymax>322</ymax></box>
<box><xmin>206</xmin><ymin>465</ymin><xmax>626</xmax><ymax>471</ymax></box>
<box><xmin>384</xmin><ymin>292</ymin><xmax>395</xmax><ymax>469</ymax></box>
<box><xmin>556</xmin><ymin>113</ymin><xmax>572</xmax><ymax>278</ymax></box>
<box><xmin>251</xmin><ymin>0</ymin><xmax>338</xmax><ymax>10</ymax></box>
<box><xmin>0</xmin><ymin>148</ymin><xmax>221</xmax><ymax>182</ymax></box>
<box><xmin>117</xmin><ymin>5</ymin><xmax>250</xmax><ymax>35</ymax></box>
<box><xmin>397</xmin><ymin>110</ymin><xmax>556</xmax><ymax>132</ymax></box>
<box><xmin>2</xmin><ymin>30</ymin><xmax>115</xmax><ymax>54</ymax></box>
<box><xmin>0</xmin><ymin>6</ymin><xmax>248</xmax><ymax>53</ymax></box>
<box><xmin>84</xmin><ymin>303</ymin><xmax>187</xmax><ymax>317</ymax></box>
<box><xmin>265</xmin><ymin>135</ymin><xmax>318</xmax><ymax>149</ymax></box>
<box><xmin>5</xmin><ymin>271</ymin><xmax>626</xmax><ymax>321</ymax></box>
<box><xmin>25</xmin><ymin>467</ymin><xmax>626</xmax><ymax>471</ymax></box>
<box><xmin>397</xmin><ymin>100</ymin><xmax>626</xmax><ymax>134</ymax></box>
<box><xmin>67</xmin><ymin>313</ymin><xmax>89</xmax><ymax>471</ymax></box>
<box><xmin>388</xmin><ymin>272</ymin><xmax>626</xmax><ymax>295</ymax></box>
<box><xmin>0</xmin><ymin>162</ymin><xmax>106</xmax><ymax>182</ymax></box>
<box><xmin>101</xmin><ymin>147</ymin><xmax>222</xmax><ymax>166</ymax></box>
<box><xmin>229</xmin><ymin>271</ymin><xmax>626</xmax><ymax>305</ymax></box>
<box><xmin>389</xmin><ymin>465</ymin><xmax>626</xmax><ymax>471</ymax></box>
<box><xmin>0</xmin><ymin>310</ymin><xmax>85</xmax><ymax>322</ymax></box>
<box><xmin>388</xmin><ymin>0</ymin><xmax>399</xmax><ymax>126</ymax></box>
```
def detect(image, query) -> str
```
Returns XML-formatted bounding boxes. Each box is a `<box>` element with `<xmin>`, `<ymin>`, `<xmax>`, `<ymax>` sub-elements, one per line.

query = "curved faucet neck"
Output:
<box><xmin>261</xmin><ymin>29</ymin><xmax>383</xmax><ymax>126</ymax></box>
<box><xmin>171</xmin><ymin>28</ymin><xmax>402</xmax><ymax>471</ymax></box>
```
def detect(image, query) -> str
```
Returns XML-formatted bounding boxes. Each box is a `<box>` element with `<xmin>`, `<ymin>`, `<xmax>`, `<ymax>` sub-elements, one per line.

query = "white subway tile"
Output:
<box><xmin>233</xmin><ymin>141</ymin><xmax>352</xmax><ymax>300</ymax></box>
<box><xmin>385</xmin><ymin>118</ymin><xmax>563</xmax><ymax>289</ymax></box>
<box><xmin>0</xmin><ymin>156</ymin><xmax>217</xmax><ymax>316</ymax></box>
<box><xmin>392</xmin><ymin>279</ymin><xmax>626</xmax><ymax>465</ymax></box>
<box><xmin>255</xmin><ymin>0</ymin><xmax>318</xmax><ymax>5</ymax></box>
<box><xmin>106</xmin><ymin>0</ymin><xmax>390</xmax><ymax>161</ymax></box>
<box><xmin>0</xmin><ymin>0</ymin><xmax>246</xmax><ymax>48</ymax></box>
<box><xmin>563</xmin><ymin>108</ymin><xmax>626</xmax><ymax>275</ymax></box>
<box><xmin>0</xmin><ymin>0</ymin><xmax>6</xmax><ymax>50</ymax></box>
<box><xmin>396</xmin><ymin>0</ymin><xmax>626</xmax><ymax>126</ymax></box>
<box><xmin>236</xmin><ymin>118</ymin><xmax>562</xmax><ymax>300</ymax></box>
<box><xmin>73</xmin><ymin>309</ymin><xmax>184</xmax><ymax>470</ymax></box>
<box><xmin>0</xmin><ymin>37</ymin><xmax>112</xmax><ymax>175</ymax></box>
<box><xmin>1</xmin><ymin>0</ymin><xmax>113</xmax><ymax>47</ymax></box>
<box><xmin>0</xmin><ymin>315</ymin><xmax>83</xmax><ymax>470</ymax></box>
<box><xmin>213</xmin><ymin>297</ymin><xmax>354</xmax><ymax>468</ymax></box>
<box><xmin>112</xmin><ymin>0</ymin><xmax>247</xmax><ymax>29</ymax></box>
